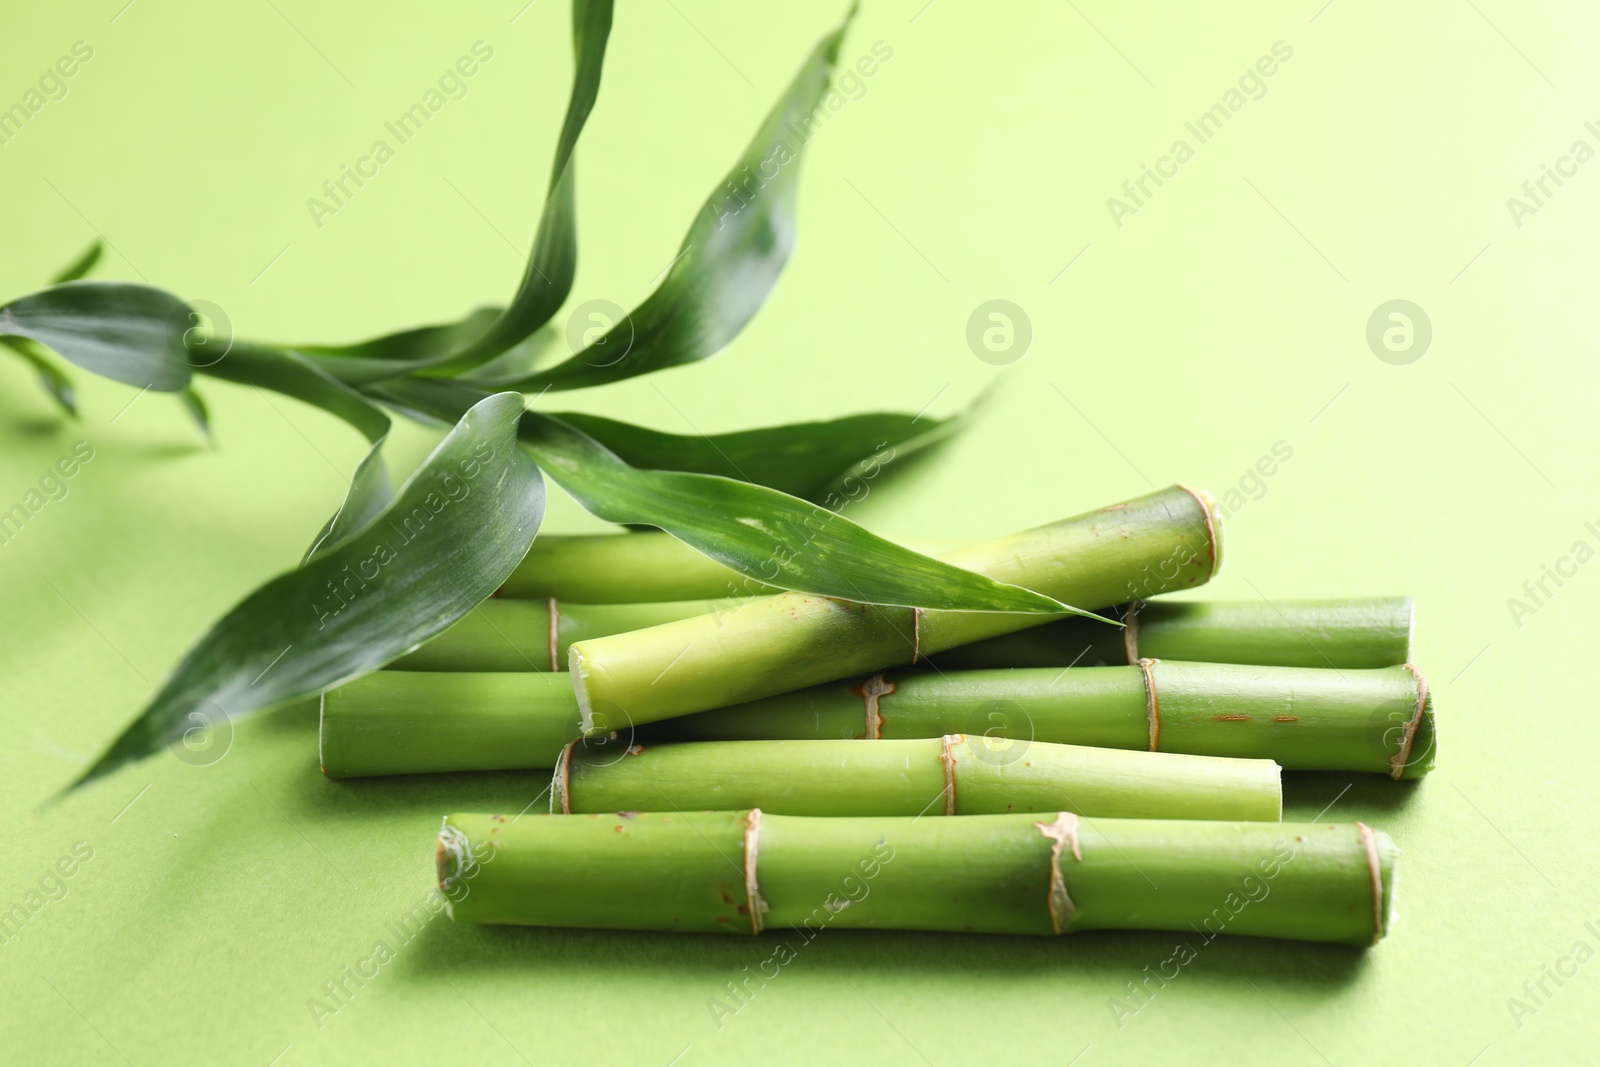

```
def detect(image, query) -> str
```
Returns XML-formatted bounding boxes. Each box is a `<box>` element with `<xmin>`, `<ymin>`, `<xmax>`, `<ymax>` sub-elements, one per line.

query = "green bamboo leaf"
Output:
<box><xmin>190</xmin><ymin>343</ymin><xmax>398</xmax><ymax>560</ymax></box>
<box><xmin>198</xmin><ymin>343</ymin><xmax>391</xmax><ymax>442</ymax></box>
<box><xmin>296</xmin><ymin>307</ymin><xmax>503</xmax><ymax>385</ymax></box>
<box><xmin>551</xmin><ymin>399</ymin><xmax>976</xmax><ymax>504</ymax></box>
<box><xmin>50</xmin><ymin>241</ymin><xmax>104</xmax><ymax>285</ymax></box>
<box><xmin>1</xmin><ymin>336</ymin><xmax>78</xmax><ymax>416</ymax></box>
<box><xmin>305</xmin><ymin>444</ymin><xmax>393</xmax><ymax>564</ymax></box>
<box><xmin>67</xmin><ymin>392</ymin><xmax>544</xmax><ymax>791</ymax></box>
<box><xmin>520</xmin><ymin>410</ymin><xmax>1086</xmax><ymax>615</ymax></box>
<box><xmin>0</xmin><ymin>281</ymin><xmax>193</xmax><ymax>391</ymax></box>
<box><xmin>179</xmin><ymin>386</ymin><xmax>210</xmax><ymax>438</ymax></box>
<box><xmin>293</xmin><ymin>0</ymin><xmax>614</xmax><ymax>383</ymax></box>
<box><xmin>421</xmin><ymin>0</ymin><xmax>613</xmax><ymax>373</ymax></box>
<box><xmin>490</xmin><ymin>3</ymin><xmax>857</xmax><ymax>393</ymax></box>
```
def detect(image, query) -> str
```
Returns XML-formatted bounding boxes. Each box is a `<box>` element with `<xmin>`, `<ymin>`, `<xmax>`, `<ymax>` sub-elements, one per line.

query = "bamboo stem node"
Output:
<box><xmin>939</xmin><ymin>734</ymin><xmax>960</xmax><ymax>815</ymax></box>
<box><xmin>1034</xmin><ymin>811</ymin><xmax>1084</xmax><ymax>934</ymax></box>
<box><xmin>1138</xmin><ymin>657</ymin><xmax>1161</xmax><ymax>751</ymax></box>
<box><xmin>857</xmin><ymin>672</ymin><xmax>894</xmax><ymax>739</ymax></box>
<box><xmin>742</xmin><ymin>809</ymin><xmax>767</xmax><ymax>935</ymax></box>
<box><xmin>546</xmin><ymin>597</ymin><xmax>560</xmax><ymax>671</ymax></box>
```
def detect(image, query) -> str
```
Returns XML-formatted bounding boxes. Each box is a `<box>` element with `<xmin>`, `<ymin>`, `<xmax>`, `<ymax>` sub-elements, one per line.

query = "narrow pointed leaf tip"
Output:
<box><xmin>496</xmin><ymin>2</ymin><xmax>858</xmax><ymax>392</ymax></box>
<box><xmin>520</xmin><ymin>411</ymin><xmax>1087</xmax><ymax>615</ymax></box>
<box><xmin>65</xmin><ymin>392</ymin><xmax>545</xmax><ymax>792</ymax></box>
<box><xmin>292</xmin><ymin>0</ymin><xmax>616</xmax><ymax>384</ymax></box>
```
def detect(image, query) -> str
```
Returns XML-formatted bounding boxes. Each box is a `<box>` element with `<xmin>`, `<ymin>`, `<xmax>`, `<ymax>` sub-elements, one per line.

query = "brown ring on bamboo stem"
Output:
<box><xmin>939</xmin><ymin>734</ymin><xmax>961</xmax><ymax>815</ymax></box>
<box><xmin>741</xmin><ymin>808</ymin><xmax>766</xmax><ymax>935</ymax></box>
<box><xmin>1137</xmin><ymin>657</ymin><xmax>1162</xmax><ymax>751</ymax></box>
<box><xmin>1176</xmin><ymin>483</ymin><xmax>1224</xmax><ymax>578</ymax></box>
<box><xmin>1390</xmin><ymin>663</ymin><xmax>1430</xmax><ymax>780</ymax></box>
<box><xmin>1355</xmin><ymin>821</ymin><xmax>1385</xmax><ymax>944</ymax></box>
<box><xmin>553</xmin><ymin>740</ymin><xmax>577</xmax><ymax>814</ymax></box>
<box><xmin>857</xmin><ymin>673</ymin><xmax>895</xmax><ymax>740</ymax></box>
<box><xmin>546</xmin><ymin>597</ymin><xmax>561</xmax><ymax>672</ymax></box>
<box><xmin>1121</xmin><ymin>600</ymin><xmax>1142</xmax><ymax>663</ymax></box>
<box><xmin>1034</xmin><ymin>812</ymin><xmax>1082</xmax><ymax>935</ymax></box>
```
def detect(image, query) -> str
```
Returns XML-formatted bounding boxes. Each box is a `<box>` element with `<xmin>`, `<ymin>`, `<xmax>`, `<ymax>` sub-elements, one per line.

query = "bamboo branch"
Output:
<box><xmin>501</xmin><ymin>533</ymin><xmax>777</xmax><ymax>602</ymax></box>
<box><xmin>437</xmin><ymin>810</ymin><xmax>1397</xmax><ymax>945</ymax></box>
<box><xmin>568</xmin><ymin>485</ymin><xmax>1223</xmax><ymax>731</ymax></box>
<box><xmin>321</xmin><ymin>660</ymin><xmax>1432</xmax><ymax>779</ymax></box>
<box><xmin>390</xmin><ymin>598</ymin><xmax>736</xmax><ymax>672</ymax></box>
<box><xmin>928</xmin><ymin>596</ymin><xmax>1415</xmax><ymax>670</ymax></box>
<box><xmin>397</xmin><ymin>595</ymin><xmax>1414</xmax><ymax>673</ymax></box>
<box><xmin>553</xmin><ymin>736</ymin><xmax>1282</xmax><ymax>821</ymax></box>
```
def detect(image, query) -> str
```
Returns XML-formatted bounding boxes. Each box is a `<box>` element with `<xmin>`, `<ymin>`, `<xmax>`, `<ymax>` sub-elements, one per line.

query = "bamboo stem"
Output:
<box><xmin>318</xmin><ymin>672</ymin><xmax>582</xmax><ymax>778</ymax></box>
<box><xmin>554</xmin><ymin>737</ymin><xmax>1282</xmax><ymax>821</ymax></box>
<box><xmin>501</xmin><ymin>533</ymin><xmax>778</xmax><ymax>602</ymax></box>
<box><xmin>389</xmin><ymin>597</ymin><xmax>737</xmax><ymax>672</ymax></box>
<box><xmin>649</xmin><ymin>660</ymin><xmax>1436</xmax><ymax>779</ymax></box>
<box><xmin>321</xmin><ymin>659</ymin><xmax>1432</xmax><ymax>778</ymax></box>
<box><xmin>569</xmin><ymin>485</ymin><xmax>1223</xmax><ymax>731</ymax></box>
<box><xmin>927</xmin><ymin>597</ymin><xmax>1414</xmax><ymax>671</ymax></box>
<box><xmin>396</xmin><ymin>595</ymin><xmax>1413</xmax><ymax>673</ymax></box>
<box><xmin>437</xmin><ymin>810</ymin><xmax>1396</xmax><ymax>945</ymax></box>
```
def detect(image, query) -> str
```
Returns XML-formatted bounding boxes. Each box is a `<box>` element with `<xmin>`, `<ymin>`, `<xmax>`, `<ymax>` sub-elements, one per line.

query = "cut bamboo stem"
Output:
<box><xmin>390</xmin><ymin>598</ymin><xmax>737</xmax><ymax>672</ymax></box>
<box><xmin>554</xmin><ymin>737</ymin><xmax>1281</xmax><ymax>821</ymax></box>
<box><xmin>501</xmin><ymin>533</ymin><xmax>778</xmax><ymax>602</ymax></box>
<box><xmin>318</xmin><ymin>672</ymin><xmax>582</xmax><ymax>778</ymax></box>
<box><xmin>320</xmin><ymin>660</ymin><xmax>1432</xmax><ymax>779</ymax></box>
<box><xmin>396</xmin><ymin>595</ymin><xmax>1413</xmax><ymax>673</ymax></box>
<box><xmin>651</xmin><ymin>660</ymin><xmax>1436</xmax><ymax>780</ymax></box>
<box><xmin>928</xmin><ymin>596</ymin><xmax>1415</xmax><ymax>670</ymax></box>
<box><xmin>569</xmin><ymin>485</ymin><xmax>1223</xmax><ymax>731</ymax></box>
<box><xmin>437</xmin><ymin>810</ymin><xmax>1396</xmax><ymax>946</ymax></box>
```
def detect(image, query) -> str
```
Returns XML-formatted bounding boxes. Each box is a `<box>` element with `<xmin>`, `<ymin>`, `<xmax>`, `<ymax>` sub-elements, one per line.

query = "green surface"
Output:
<box><xmin>0</xmin><ymin>1</ymin><xmax>1593</xmax><ymax>1064</ymax></box>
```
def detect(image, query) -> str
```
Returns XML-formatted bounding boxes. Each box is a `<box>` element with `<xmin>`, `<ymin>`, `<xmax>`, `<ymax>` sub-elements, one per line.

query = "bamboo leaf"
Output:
<box><xmin>296</xmin><ymin>307</ymin><xmax>504</xmax><ymax>385</ymax></box>
<box><xmin>490</xmin><ymin>3</ymin><xmax>857</xmax><ymax>393</ymax></box>
<box><xmin>422</xmin><ymin>0</ymin><xmax>613</xmax><ymax>373</ymax></box>
<box><xmin>179</xmin><ymin>386</ymin><xmax>210</xmax><ymax>439</ymax></box>
<box><xmin>520</xmin><ymin>410</ymin><xmax>1085</xmax><ymax>615</ymax></box>
<box><xmin>50</xmin><ymin>241</ymin><xmax>104</xmax><ymax>285</ymax></box>
<box><xmin>67</xmin><ymin>392</ymin><xmax>544</xmax><ymax>791</ymax></box>
<box><xmin>292</xmin><ymin>0</ymin><xmax>615</xmax><ymax>383</ymax></box>
<box><xmin>551</xmin><ymin>399</ymin><xmax>975</xmax><ymax>503</ymax></box>
<box><xmin>1</xmin><ymin>337</ymin><xmax>78</xmax><ymax>416</ymax></box>
<box><xmin>199</xmin><ymin>343</ymin><xmax>391</xmax><ymax>443</ymax></box>
<box><xmin>190</xmin><ymin>343</ymin><xmax>399</xmax><ymax>561</ymax></box>
<box><xmin>0</xmin><ymin>281</ymin><xmax>193</xmax><ymax>391</ymax></box>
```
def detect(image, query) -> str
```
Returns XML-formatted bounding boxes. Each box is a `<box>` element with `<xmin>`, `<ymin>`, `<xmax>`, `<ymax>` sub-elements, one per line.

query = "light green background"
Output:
<box><xmin>2</xmin><ymin>1</ymin><xmax>1595</xmax><ymax>1063</ymax></box>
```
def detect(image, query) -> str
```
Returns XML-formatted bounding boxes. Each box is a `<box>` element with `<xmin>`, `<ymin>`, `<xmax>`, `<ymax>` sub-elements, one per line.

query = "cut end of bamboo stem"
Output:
<box><xmin>435</xmin><ymin>819</ymin><xmax>473</xmax><ymax>920</ymax></box>
<box><xmin>1390</xmin><ymin>663</ymin><xmax>1435</xmax><ymax>780</ymax></box>
<box><xmin>569</xmin><ymin>644</ymin><xmax>598</xmax><ymax>735</ymax></box>
<box><xmin>1175</xmin><ymin>483</ymin><xmax>1225</xmax><ymax>579</ymax></box>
